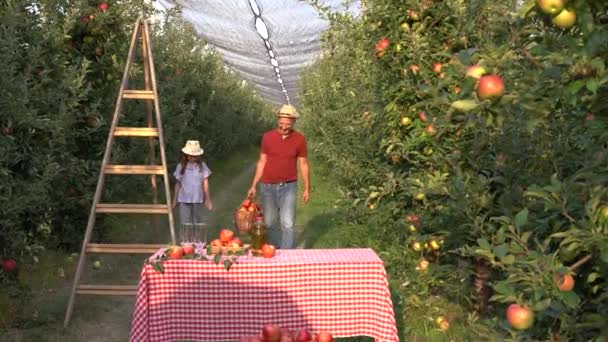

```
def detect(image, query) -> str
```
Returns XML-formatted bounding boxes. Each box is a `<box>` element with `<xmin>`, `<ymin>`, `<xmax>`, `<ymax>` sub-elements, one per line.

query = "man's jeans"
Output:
<box><xmin>261</xmin><ymin>182</ymin><xmax>297</xmax><ymax>249</ymax></box>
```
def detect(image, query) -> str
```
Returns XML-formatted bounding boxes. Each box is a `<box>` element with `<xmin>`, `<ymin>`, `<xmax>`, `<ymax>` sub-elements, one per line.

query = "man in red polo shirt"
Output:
<box><xmin>247</xmin><ymin>104</ymin><xmax>310</xmax><ymax>249</ymax></box>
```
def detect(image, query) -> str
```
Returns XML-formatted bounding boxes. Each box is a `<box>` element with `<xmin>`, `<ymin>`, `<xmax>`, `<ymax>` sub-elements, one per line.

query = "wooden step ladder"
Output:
<box><xmin>64</xmin><ymin>18</ymin><xmax>175</xmax><ymax>328</ymax></box>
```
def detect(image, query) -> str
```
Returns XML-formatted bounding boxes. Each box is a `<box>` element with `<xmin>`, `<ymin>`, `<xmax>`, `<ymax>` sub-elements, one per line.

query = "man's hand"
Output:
<box><xmin>302</xmin><ymin>189</ymin><xmax>310</xmax><ymax>204</ymax></box>
<box><xmin>247</xmin><ymin>187</ymin><xmax>256</xmax><ymax>198</ymax></box>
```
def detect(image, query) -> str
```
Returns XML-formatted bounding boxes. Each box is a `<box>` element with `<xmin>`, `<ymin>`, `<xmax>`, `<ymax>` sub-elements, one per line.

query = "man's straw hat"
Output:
<box><xmin>277</xmin><ymin>104</ymin><xmax>300</xmax><ymax>119</ymax></box>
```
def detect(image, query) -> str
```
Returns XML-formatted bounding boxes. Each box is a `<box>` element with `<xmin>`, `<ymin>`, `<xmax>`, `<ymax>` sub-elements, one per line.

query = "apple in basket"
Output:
<box><xmin>230</xmin><ymin>237</ymin><xmax>244</xmax><ymax>247</ymax></box>
<box><xmin>182</xmin><ymin>244</ymin><xmax>195</xmax><ymax>255</ymax></box>
<box><xmin>167</xmin><ymin>246</ymin><xmax>184</xmax><ymax>259</ymax></box>
<box><xmin>262</xmin><ymin>323</ymin><xmax>282</xmax><ymax>342</ymax></box>
<box><xmin>220</xmin><ymin>229</ymin><xmax>235</xmax><ymax>243</ymax></box>
<box><xmin>210</xmin><ymin>239</ymin><xmax>223</xmax><ymax>247</ymax></box>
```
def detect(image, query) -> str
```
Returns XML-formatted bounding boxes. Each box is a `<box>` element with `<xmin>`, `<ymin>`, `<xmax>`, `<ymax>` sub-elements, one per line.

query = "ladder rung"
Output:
<box><xmin>77</xmin><ymin>285</ymin><xmax>138</xmax><ymax>296</ymax></box>
<box><xmin>113</xmin><ymin>127</ymin><xmax>159</xmax><ymax>137</ymax></box>
<box><xmin>104</xmin><ymin>165</ymin><xmax>165</xmax><ymax>175</ymax></box>
<box><xmin>96</xmin><ymin>203</ymin><xmax>169</xmax><ymax>214</ymax></box>
<box><xmin>86</xmin><ymin>243</ymin><xmax>164</xmax><ymax>254</ymax></box>
<box><xmin>122</xmin><ymin>90</ymin><xmax>155</xmax><ymax>99</ymax></box>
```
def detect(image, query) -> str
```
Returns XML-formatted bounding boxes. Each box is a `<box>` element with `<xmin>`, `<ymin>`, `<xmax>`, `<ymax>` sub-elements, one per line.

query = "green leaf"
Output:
<box><xmin>602</xmin><ymin>248</ymin><xmax>608</xmax><ymax>263</ymax></box>
<box><xmin>502</xmin><ymin>255</ymin><xmax>515</xmax><ymax>265</ymax></box>
<box><xmin>585</xmin><ymin>79</ymin><xmax>598</xmax><ymax>93</ymax></box>
<box><xmin>223</xmin><ymin>259</ymin><xmax>232</xmax><ymax>270</ymax></box>
<box><xmin>475</xmin><ymin>249</ymin><xmax>495</xmax><ymax>261</ymax></box>
<box><xmin>533</xmin><ymin>298</ymin><xmax>551</xmax><ymax>311</ymax></box>
<box><xmin>450</xmin><ymin>99</ymin><xmax>478</xmax><ymax>112</ymax></box>
<box><xmin>493</xmin><ymin>244</ymin><xmax>508</xmax><ymax>259</ymax></box>
<box><xmin>521</xmin><ymin>232</ymin><xmax>531</xmax><ymax>243</ymax></box>
<box><xmin>153</xmin><ymin>262</ymin><xmax>165</xmax><ymax>274</ymax></box>
<box><xmin>213</xmin><ymin>254</ymin><xmax>221</xmax><ymax>264</ymax></box>
<box><xmin>515</xmin><ymin>208</ymin><xmax>528</xmax><ymax>228</ymax></box>
<box><xmin>587</xmin><ymin>273</ymin><xmax>599</xmax><ymax>283</ymax></box>
<box><xmin>493</xmin><ymin>282</ymin><xmax>514</xmax><ymax>295</ymax></box>
<box><xmin>567</xmin><ymin>80</ymin><xmax>585</xmax><ymax>94</ymax></box>
<box><xmin>477</xmin><ymin>238</ymin><xmax>492</xmax><ymax>251</ymax></box>
<box><xmin>561</xmin><ymin>291</ymin><xmax>580</xmax><ymax>309</ymax></box>
<box><xmin>518</xmin><ymin>0</ymin><xmax>536</xmax><ymax>18</ymax></box>
<box><xmin>585</xmin><ymin>30</ymin><xmax>608</xmax><ymax>57</ymax></box>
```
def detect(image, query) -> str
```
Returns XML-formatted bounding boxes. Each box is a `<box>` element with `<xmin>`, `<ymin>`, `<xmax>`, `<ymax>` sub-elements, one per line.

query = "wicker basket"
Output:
<box><xmin>235</xmin><ymin>197</ymin><xmax>261</xmax><ymax>233</ymax></box>
<box><xmin>209</xmin><ymin>244</ymin><xmax>250</xmax><ymax>255</ymax></box>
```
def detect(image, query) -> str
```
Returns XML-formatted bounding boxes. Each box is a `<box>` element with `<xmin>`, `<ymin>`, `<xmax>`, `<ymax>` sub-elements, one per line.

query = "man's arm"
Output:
<box><xmin>247</xmin><ymin>152</ymin><xmax>267</xmax><ymax>198</ymax></box>
<box><xmin>299</xmin><ymin>156</ymin><xmax>310</xmax><ymax>203</ymax></box>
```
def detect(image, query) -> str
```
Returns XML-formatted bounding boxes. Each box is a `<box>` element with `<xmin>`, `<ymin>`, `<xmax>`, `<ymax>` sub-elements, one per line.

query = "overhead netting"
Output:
<box><xmin>155</xmin><ymin>0</ymin><xmax>360</xmax><ymax>105</ymax></box>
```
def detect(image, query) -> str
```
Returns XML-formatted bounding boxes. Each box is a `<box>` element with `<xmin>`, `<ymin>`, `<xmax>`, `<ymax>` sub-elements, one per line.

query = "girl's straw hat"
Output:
<box><xmin>181</xmin><ymin>140</ymin><xmax>204</xmax><ymax>156</ymax></box>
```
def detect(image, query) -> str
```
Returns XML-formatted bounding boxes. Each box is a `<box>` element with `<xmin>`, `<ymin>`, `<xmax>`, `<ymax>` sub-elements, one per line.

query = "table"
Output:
<box><xmin>130</xmin><ymin>248</ymin><xmax>399</xmax><ymax>341</ymax></box>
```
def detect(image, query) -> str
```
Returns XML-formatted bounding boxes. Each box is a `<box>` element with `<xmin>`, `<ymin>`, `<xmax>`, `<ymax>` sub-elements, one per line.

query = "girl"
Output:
<box><xmin>172</xmin><ymin>140</ymin><xmax>213</xmax><ymax>242</ymax></box>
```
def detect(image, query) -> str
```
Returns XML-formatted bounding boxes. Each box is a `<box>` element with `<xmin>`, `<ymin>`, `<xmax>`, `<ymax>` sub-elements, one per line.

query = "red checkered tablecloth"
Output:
<box><xmin>130</xmin><ymin>248</ymin><xmax>399</xmax><ymax>341</ymax></box>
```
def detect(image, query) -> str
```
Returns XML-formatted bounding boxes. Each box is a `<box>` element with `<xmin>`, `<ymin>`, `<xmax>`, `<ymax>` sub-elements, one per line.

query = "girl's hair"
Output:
<box><xmin>179</xmin><ymin>152</ymin><xmax>204</xmax><ymax>175</ymax></box>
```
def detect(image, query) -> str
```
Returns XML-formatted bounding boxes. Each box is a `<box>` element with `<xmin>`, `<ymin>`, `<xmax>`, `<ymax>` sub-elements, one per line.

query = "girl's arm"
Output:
<box><xmin>203</xmin><ymin>178</ymin><xmax>213</xmax><ymax>210</ymax></box>
<box><xmin>172</xmin><ymin>181</ymin><xmax>181</xmax><ymax>208</ymax></box>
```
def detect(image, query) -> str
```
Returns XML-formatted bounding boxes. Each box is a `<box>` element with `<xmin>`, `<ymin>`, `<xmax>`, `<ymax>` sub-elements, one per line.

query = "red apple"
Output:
<box><xmin>407</xmin><ymin>10</ymin><xmax>420</xmax><ymax>21</ymax></box>
<box><xmin>554</xmin><ymin>273</ymin><xmax>575</xmax><ymax>292</ymax></box>
<box><xmin>219</xmin><ymin>229</ymin><xmax>235</xmax><ymax>243</ymax></box>
<box><xmin>243</xmin><ymin>199</ymin><xmax>252</xmax><ymax>207</ymax></box>
<box><xmin>294</xmin><ymin>329</ymin><xmax>312</xmax><ymax>342</ymax></box>
<box><xmin>375</xmin><ymin>37</ymin><xmax>390</xmax><ymax>52</ymax></box>
<box><xmin>167</xmin><ymin>246</ymin><xmax>184</xmax><ymax>260</ymax></box>
<box><xmin>477</xmin><ymin>74</ymin><xmax>505</xmax><ymax>99</ymax></box>
<box><xmin>316</xmin><ymin>331</ymin><xmax>333</xmax><ymax>342</ymax></box>
<box><xmin>231</xmin><ymin>237</ymin><xmax>244</xmax><ymax>247</ymax></box>
<box><xmin>2</xmin><ymin>259</ymin><xmax>17</xmax><ymax>272</ymax></box>
<box><xmin>425</xmin><ymin>124</ymin><xmax>436</xmax><ymax>135</ymax></box>
<box><xmin>210</xmin><ymin>239</ymin><xmax>223</xmax><ymax>247</ymax></box>
<box><xmin>465</xmin><ymin>65</ymin><xmax>487</xmax><ymax>79</ymax></box>
<box><xmin>2</xmin><ymin>126</ymin><xmax>13</xmax><ymax>136</ymax></box>
<box><xmin>418</xmin><ymin>111</ymin><xmax>427</xmax><ymax>122</ymax></box>
<box><xmin>432</xmin><ymin>63</ymin><xmax>443</xmax><ymax>74</ymax></box>
<box><xmin>98</xmin><ymin>2</ymin><xmax>108</xmax><ymax>11</ymax></box>
<box><xmin>182</xmin><ymin>244</ymin><xmax>195</xmax><ymax>255</ymax></box>
<box><xmin>262</xmin><ymin>324</ymin><xmax>282</xmax><ymax>342</ymax></box>
<box><xmin>261</xmin><ymin>244</ymin><xmax>276</xmax><ymax>258</ymax></box>
<box><xmin>506</xmin><ymin>304</ymin><xmax>534</xmax><ymax>330</ymax></box>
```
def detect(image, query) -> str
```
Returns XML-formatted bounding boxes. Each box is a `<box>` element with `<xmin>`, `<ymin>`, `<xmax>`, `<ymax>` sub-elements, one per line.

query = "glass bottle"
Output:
<box><xmin>250</xmin><ymin>216</ymin><xmax>267</xmax><ymax>255</ymax></box>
